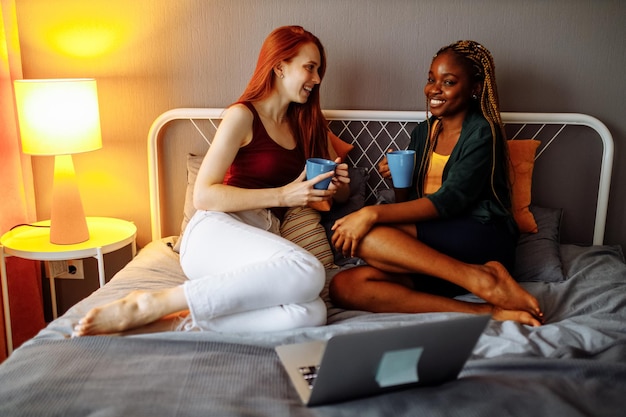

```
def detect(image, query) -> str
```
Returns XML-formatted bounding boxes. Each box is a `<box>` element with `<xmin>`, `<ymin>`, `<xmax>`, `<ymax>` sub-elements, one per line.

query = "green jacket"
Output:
<box><xmin>407</xmin><ymin>111</ymin><xmax>516</xmax><ymax>230</ymax></box>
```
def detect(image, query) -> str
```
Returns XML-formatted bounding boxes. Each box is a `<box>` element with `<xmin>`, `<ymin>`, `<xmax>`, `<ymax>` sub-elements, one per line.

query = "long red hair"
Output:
<box><xmin>237</xmin><ymin>26</ymin><xmax>329</xmax><ymax>159</ymax></box>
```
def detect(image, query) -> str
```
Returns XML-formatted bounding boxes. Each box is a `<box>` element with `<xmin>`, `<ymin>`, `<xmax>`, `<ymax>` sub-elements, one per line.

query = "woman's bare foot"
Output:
<box><xmin>469</xmin><ymin>299</ymin><xmax>542</xmax><ymax>327</ymax></box>
<box><xmin>490</xmin><ymin>306</ymin><xmax>543</xmax><ymax>327</ymax></box>
<box><xmin>72</xmin><ymin>287</ymin><xmax>188</xmax><ymax>337</ymax></box>
<box><xmin>114</xmin><ymin>311</ymin><xmax>191</xmax><ymax>336</ymax></box>
<box><xmin>466</xmin><ymin>261</ymin><xmax>543</xmax><ymax>320</ymax></box>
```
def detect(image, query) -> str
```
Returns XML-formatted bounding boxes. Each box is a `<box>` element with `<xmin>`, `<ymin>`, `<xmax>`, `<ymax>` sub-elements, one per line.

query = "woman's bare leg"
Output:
<box><xmin>72</xmin><ymin>286</ymin><xmax>188</xmax><ymax>337</ymax></box>
<box><xmin>344</xmin><ymin>224</ymin><xmax>543</xmax><ymax>320</ymax></box>
<box><xmin>329</xmin><ymin>265</ymin><xmax>542</xmax><ymax>326</ymax></box>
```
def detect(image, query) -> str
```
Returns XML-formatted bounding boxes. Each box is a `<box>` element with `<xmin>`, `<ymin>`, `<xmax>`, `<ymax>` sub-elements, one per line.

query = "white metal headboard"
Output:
<box><xmin>147</xmin><ymin>109</ymin><xmax>613</xmax><ymax>245</ymax></box>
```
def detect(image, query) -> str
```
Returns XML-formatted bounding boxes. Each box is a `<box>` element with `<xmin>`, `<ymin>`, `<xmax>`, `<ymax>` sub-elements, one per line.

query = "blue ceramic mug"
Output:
<box><xmin>387</xmin><ymin>150</ymin><xmax>416</xmax><ymax>188</ymax></box>
<box><xmin>306</xmin><ymin>158</ymin><xmax>337</xmax><ymax>189</ymax></box>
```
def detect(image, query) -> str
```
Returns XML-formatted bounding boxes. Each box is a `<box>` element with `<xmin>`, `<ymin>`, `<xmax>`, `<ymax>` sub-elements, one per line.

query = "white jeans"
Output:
<box><xmin>179</xmin><ymin>209</ymin><xmax>327</xmax><ymax>332</ymax></box>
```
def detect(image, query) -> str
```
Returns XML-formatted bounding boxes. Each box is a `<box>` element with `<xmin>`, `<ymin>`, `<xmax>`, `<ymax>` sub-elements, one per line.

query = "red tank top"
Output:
<box><xmin>223</xmin><ymin>102</ymin><xmax>305</xmax><ymax>218</ymax></box>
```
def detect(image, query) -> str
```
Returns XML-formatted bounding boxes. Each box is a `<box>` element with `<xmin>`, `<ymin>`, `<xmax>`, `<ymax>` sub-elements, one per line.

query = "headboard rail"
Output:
<box><xmin>148</xmin><ymin>109</ymin><xmax>613</xmax><ymax>245</ymax></box>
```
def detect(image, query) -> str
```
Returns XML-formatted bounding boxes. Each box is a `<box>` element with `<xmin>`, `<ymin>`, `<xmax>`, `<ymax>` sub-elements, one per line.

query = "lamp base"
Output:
<box><xmin>49</xmin><ymin>154</ymin><xmax>90</xmax><ymax>244</ymax></box>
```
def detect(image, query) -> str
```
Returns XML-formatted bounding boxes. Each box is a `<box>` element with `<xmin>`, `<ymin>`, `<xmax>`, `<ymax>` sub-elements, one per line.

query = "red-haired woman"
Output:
<box><xmin>73</xmin><ymin>26</ymin><xmax>349</xmax><ymax>336</ymax></box>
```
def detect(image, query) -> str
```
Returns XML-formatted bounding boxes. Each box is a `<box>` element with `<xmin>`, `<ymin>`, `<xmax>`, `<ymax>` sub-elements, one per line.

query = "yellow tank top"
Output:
<box><xmin>424</xmin><ymin>152</ymin><xmax>450</xmax><ymax>195</ymax></box>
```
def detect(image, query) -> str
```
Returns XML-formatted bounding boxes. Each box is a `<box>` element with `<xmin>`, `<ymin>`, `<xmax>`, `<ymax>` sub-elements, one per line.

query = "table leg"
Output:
<box><xmin>96</xmin><ymin>247</ymin><xmax>105</xmax><ymax>288</ymax></box>
<box><xmin>49</xmin><ymin>268</ymin><xmax>58</xmax><ymax>320</ymax></box>
<box><xmin>1</xmin><ymin>246</ymin><xmax>13</xmax><ymax>355</ymax></box>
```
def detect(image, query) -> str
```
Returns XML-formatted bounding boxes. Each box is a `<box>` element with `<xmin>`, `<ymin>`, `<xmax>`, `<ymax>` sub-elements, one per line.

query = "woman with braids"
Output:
<box><xmin>73</xmin><ymin>26</ymin><xmax>350</xmax><ymax>336</ymax></box>
<box><xmin>329</xmin><ymin>40</ymin><xmax>544</xmax><ymax>326</ymax></box>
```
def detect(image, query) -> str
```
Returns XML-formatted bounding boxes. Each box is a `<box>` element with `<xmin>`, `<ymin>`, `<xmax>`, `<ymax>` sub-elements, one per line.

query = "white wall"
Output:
<box><xmin>15</xmin><ymin>0</ymin><xmax>626</xmax><ymax>249</ymax></box>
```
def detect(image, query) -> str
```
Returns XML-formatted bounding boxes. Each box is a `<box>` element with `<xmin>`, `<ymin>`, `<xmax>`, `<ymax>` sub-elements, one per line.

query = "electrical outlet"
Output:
<box><xmin>47</xmin><ymin>260</ymin><xmax>85</xmax><ymax>279</ymax></box>
<box><xmin>59</xmin><ymin>260</ymin><xmax>84</xmax><ymax>279</ymax></box>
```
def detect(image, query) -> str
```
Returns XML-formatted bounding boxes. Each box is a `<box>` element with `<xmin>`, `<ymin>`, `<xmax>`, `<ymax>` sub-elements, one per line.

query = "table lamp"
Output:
<box><xmin>13</xmin><ymin>78</ymin><xmax>103</xmax><ymax>245</ymax></box>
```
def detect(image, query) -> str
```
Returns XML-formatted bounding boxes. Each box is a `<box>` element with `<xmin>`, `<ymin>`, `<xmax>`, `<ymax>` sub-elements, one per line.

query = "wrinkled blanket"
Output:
<box><xmin>1</xmin><ymin>239</ymin><xmax>625</xmax><ymax>417</ymax></box>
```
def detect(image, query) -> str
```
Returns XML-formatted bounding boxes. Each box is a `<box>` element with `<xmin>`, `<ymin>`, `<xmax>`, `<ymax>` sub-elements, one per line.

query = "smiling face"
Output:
<box><xmin>424</xmin><ymin>51</ymin><xmax>480</xmax><ymax>120</ymax></box>
<box><xmin>276</xmin><ymin>42</ymin><xmax>321</xmax><ymax>104</ymax></box>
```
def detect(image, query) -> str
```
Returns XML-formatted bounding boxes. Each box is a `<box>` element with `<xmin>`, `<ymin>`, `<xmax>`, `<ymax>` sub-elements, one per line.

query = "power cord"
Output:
<box><xmin>9</xmin><ymin>223</ymin><xmax>51</xmax><ymax>231</ymax></box>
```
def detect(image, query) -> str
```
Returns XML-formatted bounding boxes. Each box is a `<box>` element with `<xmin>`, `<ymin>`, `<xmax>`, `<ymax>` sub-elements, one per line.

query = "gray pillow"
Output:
<box><xmin>512</xmin><ymin>205</ymin><xmax>565</xmax><ymax>282</ymax></box>
<box><xmin>172</xmin><ymin>154</ymin><xmax>203</xmax><ymax>253</ymax></box>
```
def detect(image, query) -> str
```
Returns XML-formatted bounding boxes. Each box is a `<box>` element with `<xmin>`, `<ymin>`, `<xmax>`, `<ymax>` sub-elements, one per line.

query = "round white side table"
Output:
<box><xmin>1</xmin><ymin>217</ymin><xmax>137</xmax><ymax>355</ymax></box>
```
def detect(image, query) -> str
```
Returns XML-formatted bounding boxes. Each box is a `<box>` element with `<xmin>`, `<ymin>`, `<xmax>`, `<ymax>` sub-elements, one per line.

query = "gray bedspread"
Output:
<box><xmin>1</xmin><ymin>239</ymin><xmax>625</xmax><ymax>417</ymax></box>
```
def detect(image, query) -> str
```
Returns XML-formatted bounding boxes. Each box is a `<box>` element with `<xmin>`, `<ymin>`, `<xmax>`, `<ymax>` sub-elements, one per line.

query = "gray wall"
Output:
<box><xmin>16</xmin><ymin>0</ymin><xmax>626</xmax><ymax>249</ymax></box>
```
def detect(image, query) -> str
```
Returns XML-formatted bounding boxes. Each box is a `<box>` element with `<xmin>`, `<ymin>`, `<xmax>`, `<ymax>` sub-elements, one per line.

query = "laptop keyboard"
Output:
<box><xmin>298</xmin><ymin>365</ymin><xmax>319</xmax><ymax>389</ymax></box>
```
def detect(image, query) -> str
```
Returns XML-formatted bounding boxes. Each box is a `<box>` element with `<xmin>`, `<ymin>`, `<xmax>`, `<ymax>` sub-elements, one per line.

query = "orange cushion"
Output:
<box><xmin>328</xmin><ymin>131</ymin><xmax>354</xmax><ymax>160</ymax></box>
<box><xmin>508</xmin><ymin>139</ymin><xmax>540</xmax><ymax>233</ymax></box>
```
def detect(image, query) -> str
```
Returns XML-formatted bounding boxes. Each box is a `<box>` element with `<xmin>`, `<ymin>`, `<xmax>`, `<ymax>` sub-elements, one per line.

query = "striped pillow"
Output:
<box><xmin>280</xmin><ymin>206</ymin><xmax>336</xmax><ymax>269</ymax></box>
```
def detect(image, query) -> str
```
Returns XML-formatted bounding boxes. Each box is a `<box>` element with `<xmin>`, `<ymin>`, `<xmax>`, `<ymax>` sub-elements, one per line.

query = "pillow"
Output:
<box><xmin>508</xmin><ymin>139</ymin><xmax>540</xmax><ymax>233</ymax></box>
<box><xmin>172</xmin><ymin>154</ymin><xmax>204</xmax><ymax>252</ymax></box>
<box><xmin>512</xmin><ymin>205</ymin><xmax>566</xmax><ymax>282</ymax></box>
<box><xmin>280</xmin><ymin>206</ymin><xmax>336</xmax><ymax>269</ymax></box>
<box><xmin>182</xmin><ymin>154</ymin><xmax>203</xmax><ymax>231</ymax></box>
<box><xmin>328</xmin><ymin>130</ymin><xmax>354</xmax><ymax>160</ymax></box>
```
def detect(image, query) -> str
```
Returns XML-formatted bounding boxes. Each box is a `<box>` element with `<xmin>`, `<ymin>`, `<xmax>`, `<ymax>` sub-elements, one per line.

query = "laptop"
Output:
<box><xmin>275</xmin><ymin>314</ymin><xmax>490</xmax><ymax>406</ymax></box>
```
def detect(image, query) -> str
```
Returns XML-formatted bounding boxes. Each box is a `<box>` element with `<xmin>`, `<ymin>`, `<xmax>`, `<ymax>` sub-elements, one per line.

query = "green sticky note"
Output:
<box><xmin>375</xmin><ymin>347</ymin><xmax>423</xmax><ymax>388</ymax></box>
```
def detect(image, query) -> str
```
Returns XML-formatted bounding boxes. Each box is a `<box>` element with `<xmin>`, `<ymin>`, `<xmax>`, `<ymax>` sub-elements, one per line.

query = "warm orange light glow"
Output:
<box><xmin>35</xmin><ymin>9</ymin><xmax>145</xmax><ymax>59</ymax></box>
<box><xmin>14</xmin><ymin>79</ymin><xmax>102</xmax><ymax>155</ymax></box>
<box><xmin>52</xmin><ymin>23</ymin><xmax>120</xmax><ymax>58</ymax></box>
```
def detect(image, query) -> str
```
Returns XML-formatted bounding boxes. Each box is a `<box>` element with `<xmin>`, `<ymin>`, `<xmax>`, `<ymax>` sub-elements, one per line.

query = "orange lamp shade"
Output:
<box><xmin>14</xmin><ymin>79</ymin><xmax>102</xmax><ymax>156</ymax></box>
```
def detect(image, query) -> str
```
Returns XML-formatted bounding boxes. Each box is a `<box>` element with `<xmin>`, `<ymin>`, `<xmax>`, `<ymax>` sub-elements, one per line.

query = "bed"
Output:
<box><xmin>1</xmin><ymin>109</ymin><xmax>625</xmax><ymax>417</ymax></box>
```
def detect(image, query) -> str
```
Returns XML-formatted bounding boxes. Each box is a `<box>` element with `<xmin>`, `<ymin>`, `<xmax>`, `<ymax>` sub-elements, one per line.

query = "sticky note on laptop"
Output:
<box><xmin>375</xmin><ymin>347</ymin><xmax>424</xmax><ymax>388</ymax></box>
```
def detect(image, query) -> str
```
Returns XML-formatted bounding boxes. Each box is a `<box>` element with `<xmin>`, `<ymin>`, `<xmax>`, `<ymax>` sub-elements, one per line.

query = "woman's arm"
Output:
<box><xmin>193</xmin><ymin>105</ymin><xmax>334</xmax><ymax>213</ymax></box>
<box><xmin>331</xmin><ymin>197</ymin><xmax>439</xmax><ymax>256</ymax></box>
